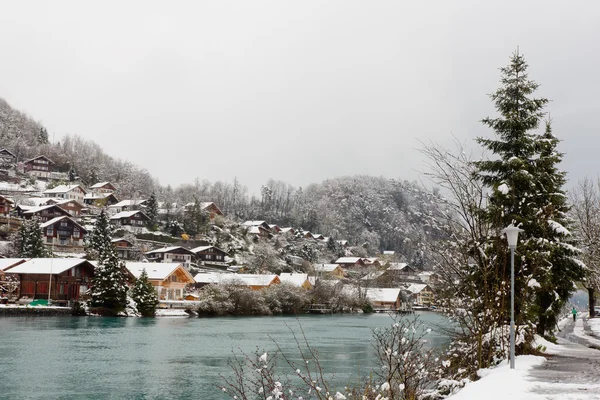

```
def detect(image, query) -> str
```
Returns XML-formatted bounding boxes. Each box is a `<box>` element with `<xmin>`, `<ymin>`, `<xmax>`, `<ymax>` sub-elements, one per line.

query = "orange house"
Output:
<box><xmin>125</xmin><ymin>262</ymin><xmax>195</xmax><ymax>300</ymax></box>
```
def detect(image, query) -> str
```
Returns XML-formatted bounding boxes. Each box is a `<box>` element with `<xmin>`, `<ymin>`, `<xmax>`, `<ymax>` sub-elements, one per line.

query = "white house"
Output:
<box><xmin>144</xmin><ymin>246</ymin><xmax>196</xmax><ymax>269</ymax></box>
<box><xmin>43</xmin><ymin>185</ymin><xmax>87</xmax><ymax>203</ymax></box>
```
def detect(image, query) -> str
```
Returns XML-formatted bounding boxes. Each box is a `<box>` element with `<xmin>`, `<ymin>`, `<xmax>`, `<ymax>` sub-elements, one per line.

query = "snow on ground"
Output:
<box><xmin>588</xmin><ymin>317</ymin><xmax>600</xmax><ymax>337</ymax></box>
<box><xmin>447</xmin><ymin>355</ymin><xmax>546</xmax><ymax>400</ymax></box>
<box><xmin>573</xmin><ymin>315</ymin><xmax>600</xmax><ymax>347</ymax></box>
<box><xmin>155</xmin><ymin>309</ymin><xmax>190</xmax><ymax>317</ymax></box>
<box><xmin>532</xmin><ymin>334</ymin><xmax>563</xmax><ymax>355</ymax></box>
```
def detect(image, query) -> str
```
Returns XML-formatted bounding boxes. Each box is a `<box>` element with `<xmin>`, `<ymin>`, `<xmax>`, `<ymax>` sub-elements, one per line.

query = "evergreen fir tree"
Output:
<box><xmin>68</xmin><ymin>167</ymin><xmax>77</xmax><ymax>182</ymax></box>
<box><xmin>130</xmin><ymin>268</ymin><xmax>159</xmax><ymax>317</ymax></box>
<box><xmin>88</xmin><ymin>211</ymin><xmax>129</xmax><ymax>315</ymax></box>
<box><xmin>474</xmin><ymin>51</ymin><xmax>584</xmax><ymax>335</ymax></box>
<box><xmin>37</xmin><ymin>127</ymin><xmax>49</xmax><ymax>144</ymax></box>
<box><xmin>145</xmin><ymin>192</ymin><xmax>159</xmax><ymax>230</ymax></box>
<box><xmin>19</xmin><ymin>217</ymin><xmax>47</xmax><ymax>258</ymax></box>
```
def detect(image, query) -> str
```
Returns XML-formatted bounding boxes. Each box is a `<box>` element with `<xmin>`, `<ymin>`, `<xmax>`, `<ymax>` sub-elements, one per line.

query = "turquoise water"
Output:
<box><xmin>0</xmin><ymin>312</ymin><xmax>448</xmax><ymax>400</ymax></box>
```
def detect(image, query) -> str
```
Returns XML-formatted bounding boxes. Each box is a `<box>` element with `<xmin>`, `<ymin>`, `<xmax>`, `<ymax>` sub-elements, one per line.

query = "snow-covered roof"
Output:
<box><xmin>365</xmin><ymin>288</ymin><xmax>401</xmax><ymax>303</ymax></box>
<box><xmin>90</xmin><ymin>182</ymin><xmax>113</xmax><ymax>189</ymax></box>
<box><xmin>190</xmin><ymin>245</ymin><xmax>228</xmax><ymax>255</ymax></box>
<box><xmin>383</xmin><ymin>251</ymin><xmax>395</xmax><ymax>255</ymax></box>
<box><xmin>315</xmin><ymin>264</ymin><xmax>341</xmax><ymax>272</ymax></box>
<box><xmin>0</xmin><ymin>148</ymin><xmax>16</xmax><ymax>157</ymax></box>
<box><xmin>24</xmin><ymin>197</ymin><xmax>54</xmax><ymax>206</ymax></box>
<box><xmin>335</xmin><ymin>257</ymin><xmax>362</xmax><ymax>264</ymax></box>
<box><xmin>405</xmin><ymin>283</ymin><xmax>430</xmax><ymax>294</ymax></box>
<box><xmin>223</xmin><ymin>274</ymin><xmax>279</xmax><ymax>286</ymax></box>
<box><xmin>84</xmin><ymin>193</ymin><xmax>115</xmax><ymax>200</ymax></box>
<box><xmin>0</xmin><ymin>258</ymin><xmax>28</xmax><ymax>272</ymax></box>
<box><xmin>22</xmin><ymin>204</ymin><xmax>67</xmax><ymax>215</ymax></box>
<box><xmin>7</xmin><ymin>258</ymin><xmax>92</xmax><ymax>275</ymax></box>
<box><xmin>280</xmin><ymin>227</ymin><xmax>294</xmax><ymax>233</ymax></box>
<box><xmin>109</xmin><ymin>199</ymin><xmax>147</xmax><ymax>208</ymax></box>
<box><xmin>125</xmin><ymin>262</ymin><xmax>193</xmax><ymax>282</ymax></box>
<box><xmin>111</xmin><ymin>238</ymin><xmax>133</xmax><ymax>245</ymax></box>
<box><xmin>247</xmin><ymin>226</ymin><xmax>265</xmax><ymax>234</ymax></box>
<box><xmin>361</xmin><ymin>271</ymin><xmax>385</xmax><ymax>280</ymax></box>
<box><xmin>193</xmin><ymin>272</ymin><xmax>231</xmax><ymax>284</ymax></box>
<box><xmin>40</xmin><ymin>216</ymin><xmax>87</xmax><ymax>231</ymax></box>
<box><xmin>145</xmin><ymin>246</ymin><xmax>194</xmax><ymax>255</ymax></box>
<box><xmin>110</xmin><ymin>210</ymin><xmax>147</xmax><ymax>220</ymax></box>
<box><xmin>43</xmin><ymin>184</ymin><xmax>87</xmax><ymax>195</ymax></box>
<box><xmin>388</xmin><ymin>263</ymin><xmax>410</xmax><ymax>271</ymax></box>
<box><xmin>279</xmin><ymin>273</ymin><xmax>310</xmax><ymax>287</ymax></box>
<box><xmin>24</xmin><ymin>155</ymin><xmax>54</xmax><ymax>164</ymax></box>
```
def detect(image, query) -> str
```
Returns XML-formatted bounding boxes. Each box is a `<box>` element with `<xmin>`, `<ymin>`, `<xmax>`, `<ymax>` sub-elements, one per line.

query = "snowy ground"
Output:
<box><xmin>448</xmin><ymin>315</ymin><xmax>600</xmax><ymax>400</ymax></box>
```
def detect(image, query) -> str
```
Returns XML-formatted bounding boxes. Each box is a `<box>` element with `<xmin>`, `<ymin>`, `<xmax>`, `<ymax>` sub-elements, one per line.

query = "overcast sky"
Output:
<box><xmin>0</xmin><ymin>1</ymin><xmax>598</xmax><ymax>193</ymax></box>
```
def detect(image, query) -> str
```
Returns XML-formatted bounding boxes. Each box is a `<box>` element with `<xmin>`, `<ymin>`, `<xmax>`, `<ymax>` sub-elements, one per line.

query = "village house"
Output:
<box><xmin>336</xmin><ymin>240</ymin><xmax>350</xmax><ymax>248</ymax></box>
<box><xmin>21</xmin><ymin>204</ymin><xmax>71</xmax><ymax>222</ymax></box>
<box><xmin>279</xmin><ymin>273</ymin><xmax>313</xmax><ymax>290</ymax></box>
<box><xmin>0</xmin><ymin>195</ymin><xmax>13</xmax><ymax>216</ymax></box>
<box><xmin>108</xmin><ymin>199</ymin><xmax>148</xmax><ymax>215</ymax></box>
<box><xmin>363</xmin><ymin>257</ymin><xmax>382</xmax><ymax>267</ymax></box>
<box><xmin>144</xmin><ymin>246</ymin><xmax>195</xmax><ymax>269</ymax></box>
<box><xmin>84</xmin><ymin>192</ymin><xmax>120</xmax><ymax>207</ymax></box>
<box><xmin>386</xmin><ymin>263</ymin><xmax>422</xmax><ymax>283</ymax></box>
<box><xmin>247</xmin><ymin>225</ymin><xmax>271</xmax><ymax>238</ymax></box>
<box><xmin>242</xmin><ymin>220</ymin><xmax>271</xmax><ymax>230</ymax></box>
<box><xmin>111</xmin><ymin>238</ymin><xmax>136</xmax><ymax>260</ymax></box>
<box><xmin>404</xmin><ymin>283</ymin><xmax>434</xmax><ymax>307</ymax></box>
<box><xmin>314</xmin><ymin>264</ymin><xmax>345</xmax><ymax>279</ymax></box>
<box><xmin>365</xmin><ymin>288</ymin><xmax>403</xmax><ymax>311</ymax></box>
<box><xmin>125</xmin><ymin>262</ymin><xmax>195</xmax><ymax>301</ymax></box>
<box><xmin>268</xmin><ymin>224</ymin><xmax>282</xmax><ymax>233</ymax></box>
<box><xmin>46</xmin><ymin>199</ymin><xmax>85</xmax><ymax>218</ymax></box>
<box><xmin>89</xmin><ymin>182</ymin><xmax>117</xmax><ymax>195</ymax></box>
<box><xmin>43</xmin><ymin>184</ymin><xmax>87</xmax><ymax>203</ymax></box>
<box><xmin>193</xmin><ymin>273</ymin><xmax>280</xmax><ymax>290</ymax></box>
<box><xmin>0</xmin><ymin>148</ymin><xmax>16</xmax><ymax>165</ymax></box>
<box><xmin>109</xmin><ymin>210</ymin><xmax>150</xmax><ymax>233</ymax></box>
<box><xmin>335</xmin><ymin>257</ymin><xmax>366</xmax><ymax>269</ymax></box>
<box><xmin>190</xmin><ymin>245</ymin><xmax>229</xmax><ymax>264</ymax></box>
<box><xmin>41</xmin><ymin>216</ymin><xmax>88</xmax><ymax>250</ymax></box>
<box><xmin>23</xmin><ymin>155</ymin><xmax>55</xmax><ymax>179</ymax></box>
<box><xmin>302</xmin><ymin>231</ymin><xmax>315</xmax><ymax>240</ymax></box>
<box><xmin>6</xmin><ymin>258</ymin><xmax>95</xmax><ymax>305</ymax></box>
<box><xmin>280</xmin><ymin>227</ymin><xmax>295</xmax><ymax>235</ymax></box>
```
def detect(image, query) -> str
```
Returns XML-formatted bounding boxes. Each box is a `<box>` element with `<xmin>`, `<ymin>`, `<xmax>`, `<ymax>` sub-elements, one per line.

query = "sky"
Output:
<box><xmin>0</xmin><ymin>1</ymin><xmax>598</xmax><ymax>194</ymax></box>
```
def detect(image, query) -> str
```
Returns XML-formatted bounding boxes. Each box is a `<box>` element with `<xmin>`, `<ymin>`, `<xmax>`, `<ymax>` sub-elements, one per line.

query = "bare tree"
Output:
<box><xmin>570</xmin><ymin>177</ymin><xmax>600</xmax><ymax>316</ymax></box>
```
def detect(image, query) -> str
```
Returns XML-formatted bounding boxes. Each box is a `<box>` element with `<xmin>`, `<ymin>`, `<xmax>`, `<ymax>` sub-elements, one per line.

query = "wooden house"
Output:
<box><xmin>21</xmin><ymin>204</ymin><xmax>71</xmax><ymax>222</ymax></box>
<box><xmin>23</xmin><ymin>155</ymin><xmax>55</xmax><ymax>179</ymax></box>
<box><xmin>7</xmin><ymin>258</ymin><xmax>95</xmax><ymax>305</ymax></box>
<box><xmin>365</xmin><ymin>288</ymin><xmax>402</xmax><ymax>310</ymax></box>
<box><xmin>84</xmin><ymin>192</ymin><xmax>119</xmax><ymax>207</ymax></box>
<box><xmin>279</xmin><ymin>273</ymin><xmax>313</xmax><ymax>290</ymax></box>
<box><xmin>145</xmin><ymin>246</ymin><xmax>195</xmax><ymax>269</ymax></box>
<box><xmin>0</xmin><ymin>195</ymin><xmax>13</xmax><ymax>216</ymax></box>
<box><xmin>0</xmin><ymin>148</ymin><xmax>16</xmax><ymax>165</ymax></box>
<box><xmin>43</xmin><ymin>184</ymin><xmax>87</xmax><ymax>203</ymax></box>
<box><xmin>46</xmin><ymin>199</ymin><xmax>85</xmax><ymax>218</ymax></box>
<box><xmin>125</xmin><ymin>262</ymin><xmax>195</xmax><ymax>301</ymax></box>
<box><xmin>40</xmin><ymin>216</ymin><xmax>88</xmax><ymax>250</ymax></box>
<box><xmin>280</xmin><ymin>227</ymin><xmax>296</xmax><ymax>235</ymax></box>
<box><xmin>404</xmin><ymin>283</ymin><xmax>434</xmax><ymax>307</ymax></box>
<box><xmin>109</xmin><ymin>210</ymin><xmax>149</xmax><ymax>233</ymax></box>
<box><xmin>108</xmin><ymin>199</ymin><xmax>148</xmax><ymax>214</ymax></box>
<box><xmin>269</xmin><ymin>224</ymin><xmax>282</xmax><ymax>233</ymax></box>
<box><xmin>314</xmin><ymin>264</ymin><xmax>345</xmax><ymax>279</ymax></box>
<box><xmin>336</xmin><ymin>240</ymin><xmax>350</xmax><ymax>248</ymax></box>
<box><xmin>247</xmin><ymin>225</ymin><xmax>271</xmax><ymax>238</ymax></box>
<box><xmin>89</xmin><ymin>182</ymin><xmax>117</xmax><ymax>195</ymax></box>
<box><xmin>335</xmin><ymin>257</ymin><xmax>366</xmax><ymax>269</ymax></box>
<box><xmin>200</xmin><ymin>202</ymin><xmax>223</xmax><ymax>219</ymax></box>
<box><xmin>190</xmin><ymin>245</ymin><xmax>229</xmax><ymax>263</ymax></box>
<box><xmin>111</xmin><ymin>238</ymin><xmax>136</xmax><ymax>260</ymax></box>
<box><xmin>302</xmin><ymin>231</ymin><xmax>315</xmax><ymax>240</ymax></box>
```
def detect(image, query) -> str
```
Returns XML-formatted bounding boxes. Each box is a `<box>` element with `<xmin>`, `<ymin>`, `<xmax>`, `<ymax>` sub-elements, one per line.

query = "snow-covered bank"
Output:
<box><xmin>447</xmin><ymin>355</ymin><xmax>545</xmax><ymax>400</ymax></box>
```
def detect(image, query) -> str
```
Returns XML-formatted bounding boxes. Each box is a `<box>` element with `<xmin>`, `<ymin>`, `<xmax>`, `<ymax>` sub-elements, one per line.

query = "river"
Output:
<box><xmin>0</xmin><ymin>312</ymin><xmax>448</xmax><ymax>400</ymax></box>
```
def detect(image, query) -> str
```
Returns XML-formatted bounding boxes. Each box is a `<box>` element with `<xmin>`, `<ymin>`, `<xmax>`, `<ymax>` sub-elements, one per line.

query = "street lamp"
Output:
<box><xmin>502</xmin><ymin>223</ymin><xmax>523</xmax><ymax>369</ymax></box>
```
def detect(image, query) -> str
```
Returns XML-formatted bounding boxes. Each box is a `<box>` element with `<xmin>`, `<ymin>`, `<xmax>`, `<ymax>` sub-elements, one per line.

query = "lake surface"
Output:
<box><xmin>0</xmin><ymin>312</ymin><xmax>448</xmax><ymax>400</ymax></box>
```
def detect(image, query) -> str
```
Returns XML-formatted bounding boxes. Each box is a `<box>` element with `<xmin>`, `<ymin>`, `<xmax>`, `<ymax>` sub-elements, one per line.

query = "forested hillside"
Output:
<box><xmin>1</xmin><ymin>97</ymin><xmax>443</xmax><ymax>260</ymax></box>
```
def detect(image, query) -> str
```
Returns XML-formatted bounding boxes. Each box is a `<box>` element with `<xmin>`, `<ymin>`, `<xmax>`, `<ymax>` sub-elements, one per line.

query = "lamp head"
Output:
<box><xmin>502</xmin><ymin>224</ymin><xmax>523</xmax><ymax>248</ymax></box>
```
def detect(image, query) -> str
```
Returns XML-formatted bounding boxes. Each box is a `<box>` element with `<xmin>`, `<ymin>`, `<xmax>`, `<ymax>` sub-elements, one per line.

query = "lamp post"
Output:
<box><xmin>502</xmin><ymin>224</ymin><xmax>523</xmax><ymax>369</ymax></box>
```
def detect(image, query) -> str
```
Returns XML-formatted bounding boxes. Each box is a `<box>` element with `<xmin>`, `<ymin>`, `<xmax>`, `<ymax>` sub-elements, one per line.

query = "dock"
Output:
<box><xmin>307</xmin><ymin>304</ymin><xmax>333</xmax><ymax>314</ymax></box>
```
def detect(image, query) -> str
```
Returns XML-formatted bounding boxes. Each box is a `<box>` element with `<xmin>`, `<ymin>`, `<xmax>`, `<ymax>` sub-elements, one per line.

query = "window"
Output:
<box><xmin>170</xmin><ymin>275</ymin><xmax>178</xmax><ymax>282</ymax></box>
<box><xmin>22</xmin><ymin>281</ymin><xmax>34</xmax><ymax>293</ymax></box>
<box><xmin>60</xmin><ymin>221</ymin><xmax>68</xmax><ymax>227</ymax></box>
<box><xmin>46</xmin><ymin>237</ymin><xmax>53</xmax><ymax>243</ymax></box>
<box><xmin>46</xmin><ymin>228</ymin><xmax>54</xmax><ymax>236</ymax></box>
<box><xmin>38</xmin><ymin>282</ymin><xmax>48</xmax><ymax>294</ymax></box>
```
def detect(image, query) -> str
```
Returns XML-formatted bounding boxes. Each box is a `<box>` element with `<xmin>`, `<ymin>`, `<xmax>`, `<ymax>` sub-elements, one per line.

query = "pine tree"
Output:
<box><xmin>130</xmin><ymin>268</ymin><xmax>158</xmax><ymax>317</ymax></box>
<box><xmin>68</xmin><ymin>167</ymin><xmax>77</xmax><ymax>182</ymax></box>
<box><xmin>37</xmin><ymin>127</ymin><xmax>49</xmax><ymax>144</ymax></box>
<box><xmin>19</xmin><ymin>217</ymin><xmax>47</xmax><ymax>258</ymax></box>
<box><xmin>88</xmin><ymin>211</ymin><xmax>129</xmax><ymax>315</ymax></box>
<box><xmin>474</xmin><ymin>51</ymin><xmax>584</xmax><ymax>335</ymax></box>
<box><xmin>145</xmin><ymin>192</ymin><xmax>158</xmax><ymax>230</ymax></box>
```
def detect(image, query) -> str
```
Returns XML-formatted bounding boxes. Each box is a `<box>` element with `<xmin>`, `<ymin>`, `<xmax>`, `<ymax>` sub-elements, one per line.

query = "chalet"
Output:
<box><xmin>43</xmin><ymin>185</ymin><xmax>87</xmax><ymax>203</ymax></box>
<box><xmin>125</xmin><ymin>262</ymin><xmax>195</xmax><ymax>301</ymax></box>
<box><xmin>46</xmin><ymin>199</ymin><xmax>85</xmax><ymax>218</ymax></box>
<box><xmin>279</xmin><ymin>273</ymin><xmax>313</xmax><ymax>290</ymax></box>
<box><xmin>200</xmin><ymin>202</ymin><xmax>223</xmax><ymax>219</ymax></box>
<box><xmin>365</xmin><ymin>288</ymin><xmax>402</xmax><ymax>310</ymax></box>
<box><xmin>335</xmin><ymin>257</ymin><xmax>366</xmax><ymax>269</ymax></box>
<box><xmin>417</xmin><ymin>271</ymin><xmax>439</xmax><ymax>285</ymax></box>
<box><xmin>302</xmin><ymin>231</ymin><xmax>315</xmax><ymax>240</ymax></box>
<box><xmin>89</xmin><ymin>182</ymin><xmax>117</xmax><ymax>195</ymax></box>
<box><xmin>145</xmin><ymin>246</ymin><xmax>195</xmax><ymax>269</ymax></box>
<box><xmin>0</xmin><ymin>258</ymin><xmax>28</xmax><ymax>274</ymax></box>
<box><xmin>40</xmin><ymin>216</ymin><xmax>88</xmax><ymax>250</ymax></box>
<box><xmin>23</xmin><ymin>155</ymin><xmax>55</xmax><ymax>179</ymax></box>
<box><xmin>314</xmin><ymin>264</ymin><xmax>345</xmax><ymax>279</ymax></box>
<box><xmin>363</xmin><ymin>258</ymin><xmax>382</xmax><ymax>268</ymax></box>
<box><xmin>0</xmin><ymin>195</ymin><xmax>13</xmax><ymax>216</ymax></box>
<box><xmin>247</xmin><ymin>225</ymin><xmax>271</xmax><ymax>238</ymax></box>
<box><xmin>336</xmin><ymin>240</ymin><xmax>350</xmax><ymax>248</ymax></box>
<box><xmin>109</xmin><ymin>210</ymin><xmax>150</xmax><ymax>233</ymax></box>
<box><xmin>404</xmin><ymin>283</ymin><xmax>434</xmax><ymax>307</ymax></box>
<box><xmin>190</xmin><ymin>245</ymin><xmax>229</xmax><ymax>263</ymax></box>
<box><xmin>269</xmin><ymin>224</ymin><xmax>282</xmax><ymax>233</ymax></box>
<box><xmin>387</xmin><ymin>263</ymin><xmax>420</xmax><ymax>281</ymax></box>
<box><xmin>0</xmin><ymin>148</ymin><xmax>16</xmax><ymax>165</ymax></box>
<box><xmin>22</xmin><ymin>204</ymin><xmax>71</xmax><ymax>222</ymax></box>
<box><xmin>312</xmin><ymin>233</ymin><xmax>324</xmax><ymax>240</ymax></box>
<box><xmin>108</xmin><ymin>199</ymin><xmax>147</xmax><ymax>214</ymax></box>
<box><xmin>84</xmin><ymin>192</ymin><xmax>119</xmax><ymax>207</ymax></box>
<box><xmin>111</xmin><ymin>238</ymin><xmax>136</xmax><ymax>260</ymax></box>
<box><xmin>280</xmin><ymin>227</ymin><xmax>296</xmax><ymax>235</ymax></box>
<box><xmin>194</xmin><ymin>273</ymin><xmax>280</xmax><ymax>290</ymax></box>
<box><xmin>8</xmin><ymin>258</ymin><xmax>95</xmax><ymax>305</ymax></box>
<box><xmin>242</xmin><ymin>220</ymin><xmax>271</xmax><ymax>230</ymax></box>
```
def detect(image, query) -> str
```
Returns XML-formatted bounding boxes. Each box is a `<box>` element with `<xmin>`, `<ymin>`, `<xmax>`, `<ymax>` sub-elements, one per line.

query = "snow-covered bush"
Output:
<box><xmin>263</xmin><ymin>282</ymin><xmax>310</xmax><ymax>314</ymax></box>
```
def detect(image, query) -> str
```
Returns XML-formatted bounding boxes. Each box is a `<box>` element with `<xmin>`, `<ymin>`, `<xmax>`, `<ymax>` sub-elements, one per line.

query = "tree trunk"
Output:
<box><xmin>588</xmin><ymin>287</ymin><xmax>595</xmax><ymax>317</ymax></box>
